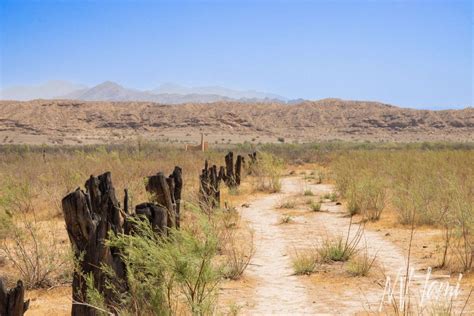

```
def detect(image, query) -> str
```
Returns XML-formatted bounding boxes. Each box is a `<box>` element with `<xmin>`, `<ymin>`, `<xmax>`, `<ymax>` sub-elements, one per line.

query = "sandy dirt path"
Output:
<box><xmin>231</xmin><ymin>177</ymin><xmax>469</xmax><ymax>315</ymax></box>
<box><xmin>238</xmin><ymin>183</ymin><xmax>318</xmax><ymax>314</ymax></box>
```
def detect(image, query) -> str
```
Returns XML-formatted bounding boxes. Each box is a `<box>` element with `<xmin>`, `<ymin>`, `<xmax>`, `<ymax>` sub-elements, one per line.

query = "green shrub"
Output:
<box><xmin>310</xmin><ymin>201</ymin><xmax>321</xmax><ymax>212</ymax></box>
<box><xmin>329</xmin><ymin>192</ymin><xmax>338</xmax><ymax>202</ymax></box>
<box><xmin>317</xmin><ymin>237</ymin><xmax>351</xmax><ymax>262</ymax></box>
<box><xmin>250</xmin><ymin>152</ymin><xmax>284</xmax><ymax>193</ymax></box>
<box><xmin>317</xmin><ymin>220</ymin><xmax>363</xmax><ymax>263</ymax></box>
<box><xmin>346</xmin><ymin>251</ymin><xmax>377</xmax><ymax>276</ymax></box>
<box><xmin>291</xmin><ymin>250</ymin><xmax>317</xmax><ymax>275</ymax></box>
<box><xmin>278</xmin><ymin>200</ymin><xmax>296</xmax><ymax>209</ymax></box>
<box><xmin>100</xmin><ymin>214</ymin><xmax>221</xmax><ymax>315</ymax></box>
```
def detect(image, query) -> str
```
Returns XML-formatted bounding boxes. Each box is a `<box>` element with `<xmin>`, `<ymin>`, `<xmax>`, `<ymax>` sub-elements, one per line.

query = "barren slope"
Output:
<box><xmin>0</xmin><ymin>99</ymin><xmax>472</xmax><ymax>144</ymax></box>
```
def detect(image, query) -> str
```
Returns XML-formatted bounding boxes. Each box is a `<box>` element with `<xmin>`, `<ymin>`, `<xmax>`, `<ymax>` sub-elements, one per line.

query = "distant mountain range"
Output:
<box><xmin>0</xmin><ymin>80</ymin><xmax>290</xmax><ymax>104</ymax></box>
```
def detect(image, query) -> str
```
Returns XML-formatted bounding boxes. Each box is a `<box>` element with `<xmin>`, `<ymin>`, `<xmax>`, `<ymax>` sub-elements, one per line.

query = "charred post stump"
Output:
<box><xmin>133</xmin><ymin>203</ymin><xmax>168</xmax><ymax>235</ymax></box>
<box><xmin>146</xmin><ymin>170</ymin><xmax>182</xmax><ymax>229</ymax></box>
<box><xmin>235</xmin><ymin>154</ymin><xmax>243</xmax><ymax>186</ymax></box>
<box><xmin>0</xmin><ymin>280</ymin><xmax>29</xmax><ymax>316</ymax></box>
<box><xmin>222</xmin><ymin>152</ymin><xmax>244</xmax><ymax>188</ymax></box>
<box><xmin>170</xmin><ymin>167</ymin><xmax>183</xmax><ymax>228</ymax></box>
<box><xmin>199</xmin><ymin>160</ymin><xmax>222</xmax><ymax>209</ymax></box>
<box><xmin>62</xmin><ymin>172</ymin><xmax>126</xmax><ymax>316</ymax></box>
<box><xmin>224</xmin><ymin>152</ymin><xmax>235</xmax><ymax>187</ymax></box>
<box><xmin>62</xmin><ymin>168</ymin><xmax>183</xmax><ymax>315</ymax></box>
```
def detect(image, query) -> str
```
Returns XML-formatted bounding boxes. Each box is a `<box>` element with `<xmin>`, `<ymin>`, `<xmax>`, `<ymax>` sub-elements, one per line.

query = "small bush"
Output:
<box><xmin>0</xmin><ymin>211</ymin><xmax>13</xmax><ymax>239</ymax></box>
<box><xmin>279</xmin><ymin>215</ymin><xmax>293</xmax><ymax>224</ymax></box>
<box><xmin>278</xmin><ymin>200</ymin><xmax>296</xmax><ymax>209</ymax></box>
<box><xmin>101</xmin><ymin>214</ymin><xmax>222</xmax><ymax>315</ymax></box>
<box><xmin>317</xmin><ymin>237</ymin><xmax>351</xmax><ymax>262</ymax></box>
<box><xmin>346</xmin><ymin>251</ymin><xmax>377</xmax><ymax>276</ymax></box>
<box><xmin>310</xmin><ymin>201</ymin><xmax>321</xmax><ymax>212</ymax></box>
<box><xmin>250</xmin><ymin>152</ymin><xmax>284</xmax><ymax>193</ymax></box>
<box><xmin>347</xmin><ymin>196</ymin><xmax>361</xmax><ymax>216</ymax></box>
<box><xmin>291</xmin><ymin>250</ymin><xmax>317</xmax><ymax>275</ymax></box>
<box><xmin>303</xmin><ymin>190</ymin><xmax>314</xmax><ymax>196</ymax></box>
<box><xmin>317</xmin><ymin>219</ymin><xmax>363</xmax><ymax>263</ymax></box>
<box><xmin>221</xmin><ymin>233</ymin><xmax>255</xmax><ymax>280</ymax></box>
<box><xmin>1</xmin><ymin>219</ymin><xmax>71</xmax><ymax>288</ymax></box>
<box><xmin>0</xmin><ymin>177</ymin><xmax>36</xmax><ymax>214</ymax></box>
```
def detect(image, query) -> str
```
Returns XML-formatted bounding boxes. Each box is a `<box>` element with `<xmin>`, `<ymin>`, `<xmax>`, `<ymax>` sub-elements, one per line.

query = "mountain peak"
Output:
<box><xmin>1</xmin><ymin>80</ymin><xmax>288</xmax><ymax>103</ymax></box>
<box><xmin>94</xmin><ymin>81</ymin><xmax>123</xmax><ymax>89</ymax></box>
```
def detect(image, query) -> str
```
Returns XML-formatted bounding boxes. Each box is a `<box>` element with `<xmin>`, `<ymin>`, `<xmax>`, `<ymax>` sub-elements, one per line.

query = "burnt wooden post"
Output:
<box><xmin>0</xmin><ymin>280</ymin><xmax>29</xmax><ymax>316</ymax></box>
<box><xmin>62</xmin><ymin>172</ymin><xmax>126</xmax><ymax>316</ymax></box>
<box><xmin>123</xmin><ymin>188</ymin><xmax>129</xmax><ymax>214</ymax></box>
<box><xmin>225</xmin><ymin>152</ymin><xmax>235</xmax><ymax>187</ymax></box>
<box><xmin>200</xmin><ymin>160</ymin><xmax>222</xmax><ymax>209</ymax></box>
<box><xmin>170</xmin><ymin>166</ymin><xmax>183</xmax><ymax>228</ymax></box>
<box><xmin>146</xmin><ymin>172</ymin><xmax>176</xmax><ymax>228</ymax></box>
<box><xmin>62</xmin><ymin>168</ymin><xmax>182</xmax><ymax>315</ymax></box>
<box><xmin>134</xmin><ymin>203</ymin><xmax>168</xmax><ymax>235</ymax></box>
<box><xmin>218</xmin><ymin>166</ymin><xmax>226</xmax><ymax>183</ymax></box>
<box><xmin>235</xmin><ymin>155</ymin><xmax>243</xmax><ymax>186</ymax></box>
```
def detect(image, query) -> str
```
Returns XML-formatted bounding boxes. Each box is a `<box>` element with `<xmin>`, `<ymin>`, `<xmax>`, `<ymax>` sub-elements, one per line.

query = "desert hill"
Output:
<box><xmin>0</xmin><ymin>99</ymin><xmax>472</xmax><ymax>145</ymax></box>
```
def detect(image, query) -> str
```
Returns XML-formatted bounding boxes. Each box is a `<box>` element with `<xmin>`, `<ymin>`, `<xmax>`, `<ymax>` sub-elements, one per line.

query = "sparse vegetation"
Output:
<box><xmin>291</xmin><ymin>250</ymin><xmax>317</xmax><ymax>275</ymax></box>
<box><xmin>346</xmin><ymin>250</ymin><xmax>377</xmax><ymax>276</ymax></box>
<box><xmin>93</xmin><ymin>213</ymin><xmax>222</xmax><ymax>315</ymax></box>
<box><xmin>333</xmin><ymin>150</ymin><xmax>474</xmax><ymax>271</ymax></box>
<box><xmin>221</xmin><ymin>232</ymin><xmax>255</xmax><ymax>280</ymax></box>
<box><xmin>0</xmin><ymin>142</ymin><xmax>472</xmax><ymax>313</ymax></box>
<box><xmin>310</xmin><ymin>201</ymin><xmax>321</xmax><ymax>212</ymax></box>
<box><xmin>317</xmin><ymin>219</ymin><xmax>363</xmax><ymax>263</ymax></box>
<box><xmin>250</xmin><ymin>152</ymin><xmax>284</xmax><ymax>193</ymax></box>
<box><xmin>278</xmin><ymin>200</ymin><xmax>296</xmax><ymax>209</ymax></box>
<box><xmin>279</xmin><ymin>215</ymin><xmax>293</xmax><ymax>224</ymax></box>
<box><xmin>1</xmin><ymin>219</ymin><xmax>71</xmax><ymax>289</ymax></box>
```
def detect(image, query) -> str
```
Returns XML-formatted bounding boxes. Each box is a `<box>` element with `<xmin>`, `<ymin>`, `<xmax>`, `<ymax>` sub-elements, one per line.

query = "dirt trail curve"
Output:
<box><xmin>237</xmin><ymin>177</ymin><xmax>420</xmax><ymax>315</ymax></box>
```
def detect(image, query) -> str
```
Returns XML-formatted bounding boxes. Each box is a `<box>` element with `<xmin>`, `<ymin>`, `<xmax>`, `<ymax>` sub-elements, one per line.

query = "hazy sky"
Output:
<box><xmin>0</xmin><ymin>0</ymin><xmax>472</xmax><ymax>109</ymax></box>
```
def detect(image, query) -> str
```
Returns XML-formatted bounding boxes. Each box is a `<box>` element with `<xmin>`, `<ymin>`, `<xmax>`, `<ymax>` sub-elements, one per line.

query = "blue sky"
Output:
<box><xmin>0</xmin><ymin>0</ymin><xmax>472</xmax><ymax>109</ymax></box>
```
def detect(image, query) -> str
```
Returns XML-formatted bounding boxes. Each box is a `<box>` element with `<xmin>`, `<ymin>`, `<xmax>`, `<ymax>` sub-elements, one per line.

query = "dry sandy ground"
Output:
<box><xmin>1</xmin><ymin>99</ymin><xmax>473</xmax><ymax>145</ymax></box>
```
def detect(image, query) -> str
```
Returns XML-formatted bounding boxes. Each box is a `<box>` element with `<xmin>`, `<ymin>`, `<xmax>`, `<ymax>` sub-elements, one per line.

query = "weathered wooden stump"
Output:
<box><xmin>225</xmin><ymin>152</ymin><xmax>235</xmax><ymax>187</ymax></box>
<box><xmin>146</xmin><ymin>169</ymin><xmax>182</xmax><ymax>229</ymax></box>
<box><xmin>170</xmin><ymin>167</ymin><xmax>183</xmax><ymax>228</ymax></box>
<box><xmin>200</xmin><ymin>160</ymin><xmax>222</xmax><ymax>209</ymax></box>
<box><xmin>235</xmin><ymin>154</ymin><xmax>243</xmax><ymax>186</ymax></box>
<box><xmin>0</xmin><ymin>280</ymin><xmax>29</xmax><ymax>316</ymax></box>
<box><xmin>223</xmin><ymin>152</ymin><xmax>244</xmax><ymax>188</ymax></box>
<box><xmin>62</xmin><ymin>172</ymin><xmax>126</xmax><ymax>316</ymax></box>
<box><xmin>62</xmin><ymin>168</ymin><xmax>183</xmax><ymax>315</ymax></box>
<box><xmin>133</xmin><ymin>202</ymin><xmax>168</xmax><ymax>235</ymax></box>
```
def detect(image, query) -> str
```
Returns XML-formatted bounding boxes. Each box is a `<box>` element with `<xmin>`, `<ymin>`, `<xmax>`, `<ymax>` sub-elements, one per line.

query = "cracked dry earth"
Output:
<box><xmin>219</xmin><ymin>177</ymin><xmax>471</xmax><ymax>315</ymax></box>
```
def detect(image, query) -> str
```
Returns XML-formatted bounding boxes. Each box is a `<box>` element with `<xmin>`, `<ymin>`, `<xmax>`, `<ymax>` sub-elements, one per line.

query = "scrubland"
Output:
<box><xmin>0</xmin><ymin>141</ymin><xmax>472</xmax><ymax>314</ymax></box>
